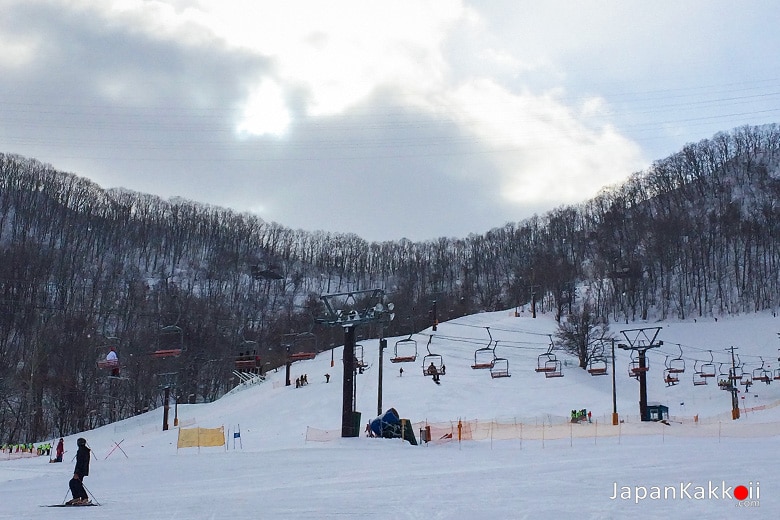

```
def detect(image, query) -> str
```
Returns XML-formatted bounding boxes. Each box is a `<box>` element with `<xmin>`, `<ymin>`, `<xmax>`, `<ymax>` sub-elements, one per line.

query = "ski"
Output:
<box><xmin>42</xmin><ymin>503</ymin><xmax>99</xmax><ymax>507</ymax></box>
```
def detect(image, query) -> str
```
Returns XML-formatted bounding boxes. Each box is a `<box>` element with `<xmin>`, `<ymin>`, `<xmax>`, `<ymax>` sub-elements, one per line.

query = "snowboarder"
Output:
<box><xmin>428</xmin><ymin>362</ymin><xmax>440</xmax><ymax>383</ymax></box>
<box><xmin>66</xmin><ymin>438</ymin><xmax>90</xmax><ymax>505</ymax></box>
<box><xmin>325</xmin><ymin>373</ymin><xmax>330</xmax><ymax>383</ymax></box>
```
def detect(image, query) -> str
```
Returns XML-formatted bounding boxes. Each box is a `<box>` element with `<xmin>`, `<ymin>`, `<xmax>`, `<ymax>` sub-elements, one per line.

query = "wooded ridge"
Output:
<box><xmin>1</xmin><ymin>123</ymin><xmax>779</xmax><ymax>441</ymax></box>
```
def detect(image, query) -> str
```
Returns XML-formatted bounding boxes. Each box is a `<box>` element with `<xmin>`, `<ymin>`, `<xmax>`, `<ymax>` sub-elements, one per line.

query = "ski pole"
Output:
<box><xmin>81</xmin><ymin>483</ymin><xmax>101</xmax><ymax>506</ymax></box>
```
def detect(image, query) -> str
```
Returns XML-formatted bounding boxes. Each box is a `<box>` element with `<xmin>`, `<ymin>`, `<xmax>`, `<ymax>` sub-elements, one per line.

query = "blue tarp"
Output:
<box><xmin>369</xmin><ymin>408</ymin><xmax>416</xmax><ymax>444</ymax></box>
<box><xmin>369</xmin><ymin>408</ymin><xmax>400</xmax><ymax>437</ymax></box>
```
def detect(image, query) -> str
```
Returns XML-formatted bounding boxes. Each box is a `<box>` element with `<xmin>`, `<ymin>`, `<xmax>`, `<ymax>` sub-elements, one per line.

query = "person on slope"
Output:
<box><xmin>52</xmin><ymin>438</ymin><xmax>64</xmax><ymax>463</ymax></box>
<box><xmin>66</xmin><ymin>438</ymin><xmax>90</xmax><ymax>505</ymax></box>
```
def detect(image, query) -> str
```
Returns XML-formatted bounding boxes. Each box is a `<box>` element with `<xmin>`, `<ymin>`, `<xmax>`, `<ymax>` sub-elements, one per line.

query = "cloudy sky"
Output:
<box><xmin>2</xmin><ymin>1</ymin><xmax>779</xmax><ymax>242</ymax></box>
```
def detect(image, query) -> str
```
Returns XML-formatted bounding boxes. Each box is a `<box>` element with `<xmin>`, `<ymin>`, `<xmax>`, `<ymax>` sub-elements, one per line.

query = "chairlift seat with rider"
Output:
<box><xmin>662</xmin><ymin>356</ymin><xmax>679</xmax><ymax>385</ymax></box>
<box><xmin>421</xmin><ymin>336</ymin><xmax>444</xmax><ymax>377</ymax></box>
<box><xmin>424</xmin><ymin>357</ymin><xmax>443</xmax><ymax>376</ymax></box>
<box><xmin>752</xmin><ymin>358</ymin><xmax>771</xmax><ymax>383</ymax></box>
<box><xmin>97</xmin><ymin>359</ymin><xmax>120</xmax><ymax>369</ymax></box>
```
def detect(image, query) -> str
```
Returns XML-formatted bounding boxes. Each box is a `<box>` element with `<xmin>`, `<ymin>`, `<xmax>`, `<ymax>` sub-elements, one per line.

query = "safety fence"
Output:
<box><xmin>410</xmin><ymin>416</ymin><xmax>780</xmax><ymax>445</ymax></box>
<box><xmin>305</xmin><ymin>427</ymin><xmax>342</xmax><ymax>442</ymax></box>
<box><xmin>305</xmin><ymin>401</ymin><xmax>780</xmax><ymax>445</ymax></box>
<box><xmin>0</xmin><ymin>450</ymin><xmax>40</xmax><ymax>461</ymax></box>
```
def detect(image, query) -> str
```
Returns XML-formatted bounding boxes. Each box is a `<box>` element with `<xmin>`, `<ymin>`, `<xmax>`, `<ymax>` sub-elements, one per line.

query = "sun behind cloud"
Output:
<box><xmin>236</xmin><ymin>79</ymin><xmax>291</xmax><ymax>137</ymax></box>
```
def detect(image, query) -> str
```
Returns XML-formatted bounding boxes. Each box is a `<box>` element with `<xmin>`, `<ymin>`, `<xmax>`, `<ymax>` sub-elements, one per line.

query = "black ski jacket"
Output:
<box><xmin>74</xmin><ymin>446</ymin><xmax>90</xmax><ymax>478</ymax></box>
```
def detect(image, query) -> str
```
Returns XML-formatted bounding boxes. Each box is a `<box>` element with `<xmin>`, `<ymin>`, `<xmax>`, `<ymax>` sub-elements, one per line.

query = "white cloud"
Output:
<box><xmin>441</xmin><ymin>79</ymin><xmax>645</xmax><ymax>206</ymax></box>
<box><xmin>236</xmin><ymin>79</ymin><xmax>291</xmax><ymax>137</ymax></box>
<box><xmin>67</xmin><ymin>1</ymin><xmax>425</xmax><ymax>129</ymax></box>
<box><xmin>0</xmin><ymin>32</ymin><xmax>39</xmax><ymax>68</ymax></box>
<box><xmin>16</xmin><ymin>0</ymin><xmax>765</xmax><ymax>241</ymax></box>
<box><xmin>64</xmin><ymin>1</ymin><xmax>646</xmax><ymax>182</ymax></box>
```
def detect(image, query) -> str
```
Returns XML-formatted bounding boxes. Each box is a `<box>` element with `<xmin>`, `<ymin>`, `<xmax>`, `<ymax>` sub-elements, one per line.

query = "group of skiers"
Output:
<box><xmin>295</xmin><ymin>374</ymin><xmax>309</xmax><ymax>387</ymax></box>
<box><xmin>1</xmin><ymin>442</ymin><xmax>40</xmax><ymax>454</ymax></box>
<box><xmin>570</xmin><ymin>409</ymin><xmax>591</xmax><ymax>423</ymax></box>
<box><xmin>1</xmin><ymin>438</ymin><xmax>65</xmax><ymax>461</ymax></box>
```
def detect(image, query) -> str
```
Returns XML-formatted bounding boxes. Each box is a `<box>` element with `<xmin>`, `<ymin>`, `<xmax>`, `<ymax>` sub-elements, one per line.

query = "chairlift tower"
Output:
<box><xmin>316</xmin><ymin>289</ymin><xmax>394</xmax><ymax>438</ymax></box>
<box><xmin>727</xmin><ymin>346</ymin><xmax>741</xmax><ymax>420</ymax></box>
<box><xmin>618</xmin><ymin>327</ymin><xmax>662</xmax><ymax>422</ymax></box>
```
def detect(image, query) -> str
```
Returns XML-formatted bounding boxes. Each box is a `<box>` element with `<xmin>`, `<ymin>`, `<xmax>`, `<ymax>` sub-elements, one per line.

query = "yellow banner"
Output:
<box><xmin>198</xmin><ymin>427</ymin><xmax>225</xmax><ymax>447</ymax></box>
<box><xmin>177</xmin><ymin>427</ymin><xmax>225</xmax><ymax>448</ymax></box>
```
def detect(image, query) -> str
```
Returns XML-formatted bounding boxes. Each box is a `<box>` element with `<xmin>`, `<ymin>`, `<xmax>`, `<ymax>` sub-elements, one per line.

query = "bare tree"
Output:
<box><xmin>554</xmin><ymin>299</ymin><xmax>611</xmax><ymax>369</ymax></box>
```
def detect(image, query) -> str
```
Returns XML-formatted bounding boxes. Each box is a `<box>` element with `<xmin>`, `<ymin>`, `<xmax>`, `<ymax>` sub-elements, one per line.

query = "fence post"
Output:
<box><xmin>570</xmin><ymin>421</ymin><xmax>573</xmax><ymax>447</ymax></box>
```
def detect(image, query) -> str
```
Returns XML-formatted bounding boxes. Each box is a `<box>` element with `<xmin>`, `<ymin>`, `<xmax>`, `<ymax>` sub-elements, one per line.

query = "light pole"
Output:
<box><xmin>377</xmin><ymin>334</ymin><xmax>387</xmax><ymax>416</ymax></box>
<box><xmin>431</xmin><ymin>300</ymin><xmax>438</xmax><ymax>331</ymax></box>
<box><xmin>611</xmin><ymin>339</ymin><xmax>619</xmax><ymax>425</ymax></box>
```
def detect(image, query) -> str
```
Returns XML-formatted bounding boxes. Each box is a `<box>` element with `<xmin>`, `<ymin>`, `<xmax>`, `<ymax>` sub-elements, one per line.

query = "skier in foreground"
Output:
<box><xmin>66</xmin><ymin>438</ymin><xmax>90</xmax><ymax>505</ymax></box>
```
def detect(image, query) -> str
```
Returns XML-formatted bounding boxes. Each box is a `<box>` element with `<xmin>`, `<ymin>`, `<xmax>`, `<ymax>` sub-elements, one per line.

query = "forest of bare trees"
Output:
<box><xmin>2</xmin><ymin>123</ymin><xmax>780</xmax><ymax>442</ymax></box>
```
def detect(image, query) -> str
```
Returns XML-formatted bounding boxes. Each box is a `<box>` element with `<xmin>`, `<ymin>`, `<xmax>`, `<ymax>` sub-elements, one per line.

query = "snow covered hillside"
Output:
<box><xmin>1</xmin><ymin>310</ymin><xmax>778</xmax><ymax>519</ymax></box>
